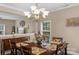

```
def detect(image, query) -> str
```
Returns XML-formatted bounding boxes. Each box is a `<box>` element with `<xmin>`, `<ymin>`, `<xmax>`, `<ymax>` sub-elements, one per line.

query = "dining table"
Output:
<box><xmin>15</xmin><ymin>40</ymin><xmax>57</xmax><ymax>55</ymax></box>
<box><xmin>15</xmin><ymin>40</ymin><xmax>68</xmax><ymax>55</ymax></box>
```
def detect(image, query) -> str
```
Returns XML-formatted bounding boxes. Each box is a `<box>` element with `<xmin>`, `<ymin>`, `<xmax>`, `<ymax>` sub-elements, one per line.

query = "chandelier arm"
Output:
<box><xmin>24</xmin><ymin>3</ymin><xmax>49</xmax><ymax>20</ymax></box>
<box><xmin>35</xmin><ymin>3</ymin><xmax>38</xmax><ymax>8</ymax></box>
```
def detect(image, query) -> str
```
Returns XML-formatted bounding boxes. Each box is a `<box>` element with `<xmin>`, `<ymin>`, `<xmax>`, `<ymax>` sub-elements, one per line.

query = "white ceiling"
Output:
<box><xmin>2</xmin><ymin>3</ymin><xmax>78</xmax><ymax>11</ymax></box>
<box><xmin>0</xmin><ymin>3</ymin><xmax>79</xmax><ymax>16</ymax></box>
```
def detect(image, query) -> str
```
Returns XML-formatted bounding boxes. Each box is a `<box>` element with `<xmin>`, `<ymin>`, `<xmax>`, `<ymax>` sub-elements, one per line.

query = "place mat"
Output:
<box><xmin>24</xmin><ymin>41</ymin><xmax>32</xmax><ymax>43</ymax></box>
<box><xmin>51</xmin><ymin>41</ymin><xmax>61</xmax><ymax>45</ymax></box>
<box><xmin>32</xmin><ymin>47</ymin><xmax>47</xmax><ymax>55</ymax></box>
<box><xmin>47</xmin><ymin>44</ymin><xmax>57</xmax><ymax>51</ymax></box>
<box><xmin>16</xmin><ymin>42</ymin><xmax>28</xmax><ymax>48</ymax></box>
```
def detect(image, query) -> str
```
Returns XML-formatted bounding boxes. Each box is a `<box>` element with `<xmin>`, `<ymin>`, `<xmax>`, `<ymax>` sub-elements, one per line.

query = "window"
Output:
<box><xmin>40</xmin><ymin>20</ymin><xmax>51</xmax><ymax>42</ymax></box>
<box><xmin>0</xmin><ymin>24</ymin><xmax>5</xmax><ymax>35</ymax></box>
<box><xmin>43</xmin><ymin>22</ymin><xmax>50</xmax><ymax>31</ymax></box>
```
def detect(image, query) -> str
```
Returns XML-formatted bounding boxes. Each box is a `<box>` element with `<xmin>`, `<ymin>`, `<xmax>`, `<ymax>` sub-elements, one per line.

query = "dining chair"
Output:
<box><xmin>51</xmin><ymin>37</ymin><xmax>65</xmax><ymax>55</ymax></box>
<box><xmin>12</xmin><ymin>37</ymin><xmax>24</xmax><ymax>55</ymax></box>
<box><xmin>9</xmin><ymin>37</ymin><xmax>29</xmax><ymax>55</ymax></box>
<box><xmin>20</xmin><ymin>45</ymin><xmax>32</xmax><ymax>55</ymax></box>
<box><xmin>1</xmin><ymin>39</ymin><xmax>14</xmax><ymax>55</ymax></box>
<box><xmin>47</xmin><ymin>44</ymin><xmax>58</xmax><ymax>55</ymax></box>
<box><xmin>56</xmin><ymin>43</ymin><xmax>68</xmax><ymax>55</ymax></box>
<box><xmin>52</xmin><ymin>37</ymin><xmax>63</xmax><ymax>43</ymax></box>
<box><xmin>20</xmin><ymin>37</ymin><xmax>28</xmax><ymax>42</ymax></box>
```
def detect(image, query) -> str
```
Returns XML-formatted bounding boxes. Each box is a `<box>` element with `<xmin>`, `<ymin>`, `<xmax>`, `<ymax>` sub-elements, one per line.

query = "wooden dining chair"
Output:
<box><xmin>9</xmin><ymin>37</ymin><xmax>29</xmax><ymax>55</ymax></box>
<box><xmin>1</xmin><ymin>39</ymin><xmax>13</xmax><ymax>55</ymax></box>
<box><xmin>56</xmin><ymin>43</ymin><xmax>68</xmax><ymax>55</ymax></box>
<box><xmin>47</xmin><ymin>44</ymin><xmax>58</xmax><ymax>55</ymax></box>
<box><xmin>20</xmin><ymin>37</ymin><xmax>28</xmax><ymax>42</ymax></box>
<box><xmin>20</xmin><ymin>45</ymin><xmax>32</xmax><ymax>55</ymax></box>
<box><xmin>51</xmin><ymin>37</ymin><xmax>64</xmax><ymax>55</ymax></box>
<box><xmin>12</xmin><ymin>38</ymin><xmax>23</xmax><ymax>55</ymax></box>
<box><xmin>52</xmin><ymin>37</ymin><xmax>63</xmax><ymax>43</ymax></box>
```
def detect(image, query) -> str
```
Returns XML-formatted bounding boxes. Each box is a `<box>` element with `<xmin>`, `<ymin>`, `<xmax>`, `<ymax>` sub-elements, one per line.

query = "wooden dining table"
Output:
<box><xmin>15</xmin><ymin>41</ymin><xmax>58</xmax><ymax>55</ymax></box>
<box><xmin>16</xmin><ymin>42</ymin><xmax>46</xmax><ymax>55</ymax></box>
<box><xmin>15</xmin><ymin>40</ymin><xmax>68</xmax><ymax>55</ymax></box>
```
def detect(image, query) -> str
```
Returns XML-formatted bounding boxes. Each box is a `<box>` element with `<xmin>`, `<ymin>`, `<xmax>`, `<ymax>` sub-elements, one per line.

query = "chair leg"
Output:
<box><xmin>10</xmin><ymin>49</ymin><xmax>14</xmax><ymax>55</ymax></box>
<box><xmin>1</xmin><ymin>50</ymin><xmax>3</xmax><ymax>55</ymax></box>
<box><xmin>1</xmin><ymin>50</ymin><xmax>5</xmax><ymax>55</ymax></box>
<box><xmin>65</xmin><ymin>47</ymin><xmax>67</xmax><ymax>55</ymax></box>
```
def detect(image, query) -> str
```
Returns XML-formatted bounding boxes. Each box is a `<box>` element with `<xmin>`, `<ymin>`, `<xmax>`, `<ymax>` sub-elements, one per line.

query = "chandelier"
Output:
<box><xmin>24</xmin><ymin>3</ymin><xmax>50</xmax><ymax>20</ymax></box>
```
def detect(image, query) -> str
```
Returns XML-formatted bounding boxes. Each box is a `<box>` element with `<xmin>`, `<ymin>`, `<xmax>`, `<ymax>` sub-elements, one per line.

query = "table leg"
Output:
<box><xmin>65</xmin><ymin>46</ymin><xmax>67</xmax><ymax>55</ymax></box>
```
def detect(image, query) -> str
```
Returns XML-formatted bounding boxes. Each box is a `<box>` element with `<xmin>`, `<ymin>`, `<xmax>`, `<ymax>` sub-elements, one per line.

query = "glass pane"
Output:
<box><xmin>43</xmin><ymin>32</ymin><xmax>50</xmax><ymax>40</ymax></box>
<box><xmin>0</xmin><ymin>31</ymin><xmax>3</xmax><ymax>34</ymax></box>
<box><xmin>43</xmin><ymin>22</ymin><xmax>50</xmax><ymax>31</ymax></box>
<box><xmin>0</xmin><ymin>26</ymin><xmax>3</xmax><ymax>30</ymax></box>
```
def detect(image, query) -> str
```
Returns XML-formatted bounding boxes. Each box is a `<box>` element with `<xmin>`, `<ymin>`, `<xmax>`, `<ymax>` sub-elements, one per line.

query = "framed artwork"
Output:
<box><xmin>20</xmin><ymin>20</ymin><xmax>25</xmax><ymax>27</ymax></box>
<box><xmin>66</xmin><ymin>17</ymin><xmax>79</xmax><ymax>26</ymax></box>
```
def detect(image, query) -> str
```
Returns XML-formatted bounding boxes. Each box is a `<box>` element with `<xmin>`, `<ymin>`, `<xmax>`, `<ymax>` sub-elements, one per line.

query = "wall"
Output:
<box><xmin>0</xmin><ymin>19</ymin><xmax>16</xmax><ymax>34</ymax></box>
<box><xmin>25</xmin><ymin>19</ymin><xmax>36</xmax><ymax>33</ymax></box>
<box><xmin>15</xmin><ymin>19</ymin><xmax>36</xmax><ymax>33</ymax></box>
<box><xmin>0</xmin><ymin>12</ymin><xmax>25</xmax><ymax>20</ymax></box>
<box><xmin>0</xmin><ymin>11</ymin><xmax>26</xmax><ymax>34</ymax></box>
<box><xmin>50</xmin><ymin>5</ymin><xmax>79</xmax><ymax>53</ymax></box>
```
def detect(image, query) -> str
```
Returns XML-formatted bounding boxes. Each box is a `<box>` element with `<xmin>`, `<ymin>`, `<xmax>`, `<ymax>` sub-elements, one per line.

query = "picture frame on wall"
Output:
<box><xmin>66</xmin><ymin>17</ymin><xmax>79</xmax><ymax>26</ymax></box>
<box><xmin>20</xmin><ymin>20</ymin><xmax>25</xmax><ymax>27</ymax></box>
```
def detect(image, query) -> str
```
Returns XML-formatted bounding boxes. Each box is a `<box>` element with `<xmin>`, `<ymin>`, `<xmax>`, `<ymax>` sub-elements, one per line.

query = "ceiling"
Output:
<box><xmin>0</xmin><ymin>3</ymin><xmax>79</xmax><ymax>16</ymax></box>
<box><xmin>2</xmin><ymin>3</ymin><xmax>77</xmax><ymax>11</ymax></box>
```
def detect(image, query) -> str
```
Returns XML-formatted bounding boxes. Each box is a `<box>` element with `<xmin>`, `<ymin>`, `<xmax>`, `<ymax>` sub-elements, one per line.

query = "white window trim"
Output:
<box><xmin>41</xmin><ymin>20</ymin><xmax>51</xmax><ymax>33</ymax></box>
<box><xmin>40</xmin><ymin>20</ymin><xmax>51</xmax><ymax>42</ymax></box>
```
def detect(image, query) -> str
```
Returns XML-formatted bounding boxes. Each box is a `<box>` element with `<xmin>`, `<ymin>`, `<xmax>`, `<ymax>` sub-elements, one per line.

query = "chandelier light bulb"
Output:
<box><xmin>35</xmin><ymin>15</ymin><xmax>39</xmax><ymax>19</ymax></box>
<box><xmin>40</xmin><ymin>8</ymin><xmax>46</xmax><ymax>12</ymax></box>
<box><xmin>43</xmin><ymin>11</ymin><xmax>49</xmax><ymax>16</ymax></box>
<box><xmin>24</xmin><ymin>12</ymin><xmax>30</xmax><ymax>15</ymax></box>
<box><xmin>34</xmin><ymin>9</ymin><xmax>40</xmax><ymax>14</ymax></box>
<box><xmin>43</xmin><ymin>15</ymin><xmax>46</xmax><ymax>18</ymax></box>
<box><xmin>27</xmin><ymin>14</ymin><xmax>31</xmax><ymax>18</ymax></box>
<box><xmin>24</xmin><ymin>12</ymin><xmax>31</xmax><ymax>18</ymax></box>
<box><xmin>31</xmin><ymin>5</ymin><xmax>37</xmax><ymax>11</ymax></box>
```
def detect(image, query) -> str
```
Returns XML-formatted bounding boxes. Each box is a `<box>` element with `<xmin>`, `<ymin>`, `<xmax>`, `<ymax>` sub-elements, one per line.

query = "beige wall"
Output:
<box><xmin>50</xmin><ymin>6</ymin><xmax>79</xmax><ymax>53</ymax></box>
<box><xmin>25</xmin><ymin>19</ymin><xmax>36</xmax><ymax>33</ymax></box>
<box><xmin>0</xmin><ymin>19</ymin><xmax>16</xmax><ymax>34</ymax></box>
<box><xmin>0</xmin><ymin>19</ymin><xmax>16</xmax><ymax>53</ymax></box>
<box><xmin>15</xmin><ymin>19</ymin><xmax>36</xmax><ymax>33</ymax></box>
